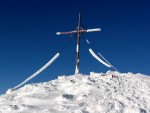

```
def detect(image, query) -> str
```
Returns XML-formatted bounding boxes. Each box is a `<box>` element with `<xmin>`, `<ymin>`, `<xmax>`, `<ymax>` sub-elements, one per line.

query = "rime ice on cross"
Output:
<box><xmin>56</xmin><ymin>13</ymin><xmax>101</xmax><ymax>74</ymax></box>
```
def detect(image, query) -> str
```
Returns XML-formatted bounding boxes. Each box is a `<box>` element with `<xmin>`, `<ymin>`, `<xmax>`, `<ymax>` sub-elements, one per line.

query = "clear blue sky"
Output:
<box><xmin>0</xmin><ymin>0</ymin><xmax>150</xmax><ymax>94</ymax></box>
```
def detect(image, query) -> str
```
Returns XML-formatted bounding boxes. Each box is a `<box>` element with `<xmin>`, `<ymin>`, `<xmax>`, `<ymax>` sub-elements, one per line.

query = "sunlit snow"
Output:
<box><xmin>0</xmin><ymin>71</ymin><xmax>150</xmax><ymax>113</ymax></box>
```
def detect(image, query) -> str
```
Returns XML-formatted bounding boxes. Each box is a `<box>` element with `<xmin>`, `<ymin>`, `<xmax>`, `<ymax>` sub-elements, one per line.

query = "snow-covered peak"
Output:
<box><xmin>0</xmin><ymin>71</ymin><xmax>150</xmax><ymax>113</ymax></box>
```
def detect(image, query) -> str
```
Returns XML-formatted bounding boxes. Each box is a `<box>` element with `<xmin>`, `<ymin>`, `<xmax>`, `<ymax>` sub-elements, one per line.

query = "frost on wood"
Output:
<box><xmin>86</xmin><ymin>28</ymin><xmax>101</xmax><ymax>32</ymax></box>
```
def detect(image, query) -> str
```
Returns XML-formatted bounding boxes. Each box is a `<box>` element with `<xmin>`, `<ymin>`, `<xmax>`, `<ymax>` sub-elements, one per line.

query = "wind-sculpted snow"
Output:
<box><xmin>0</xmin><ymin>71</ymin><xmax>150</xmax><ymax>113</ymax></box>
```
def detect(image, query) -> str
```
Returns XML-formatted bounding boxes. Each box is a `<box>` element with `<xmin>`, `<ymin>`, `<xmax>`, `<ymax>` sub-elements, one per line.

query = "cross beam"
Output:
<box><xmin>56</xmin><ymin>13</ymin><xmax>101</xmax><ymax>74</ymax></box>
<box><xmin>56</xmin><ymin>28</ymin><xmax>101</xmax><ymax>35</ymax></box>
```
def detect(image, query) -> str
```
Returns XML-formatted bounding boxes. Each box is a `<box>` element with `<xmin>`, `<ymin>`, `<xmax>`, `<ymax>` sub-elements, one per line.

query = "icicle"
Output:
<box><xmin>89</xmin><ymin>48</ymin><xmax>111</xmax><ymax>68</ymax></box>
<box><xmin>86</xmin><ymin>39</ymin><xmax>90</xmax><ymax>44</ymax></box>
<box><xmin>13</xmin><ymin>53</ymin><xmax>60</xmax><ymax>90</ymax></box>
<box><xmin>98</xmin><ymin>52</ymin><xmax>120</xmax><ymax>73</ymax></box>
<box><xmin>86</xmin><ymin>38</ymin><xmax>120</xmax><ymax>73</ymax></box>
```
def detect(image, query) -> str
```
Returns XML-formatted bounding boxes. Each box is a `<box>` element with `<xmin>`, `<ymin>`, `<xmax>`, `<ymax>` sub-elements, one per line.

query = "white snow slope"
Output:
<box><xmin>0</xmin><ymin>71</ymin><xmax>150</xmax><ymax>113</ymax></box>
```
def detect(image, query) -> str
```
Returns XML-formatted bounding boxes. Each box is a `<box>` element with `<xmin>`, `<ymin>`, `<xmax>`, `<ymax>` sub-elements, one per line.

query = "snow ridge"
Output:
<box><xmin>0</xmin><ymin>71</ymin><xmax>150</xmax><ymax>113</ymax></box>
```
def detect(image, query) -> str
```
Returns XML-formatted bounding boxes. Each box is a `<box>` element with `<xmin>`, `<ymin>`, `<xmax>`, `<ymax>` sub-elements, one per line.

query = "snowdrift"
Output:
<box><xmin>0</xmin><ymin>71</ymin><xmax>150</xmax><ymax>113</ymax></box>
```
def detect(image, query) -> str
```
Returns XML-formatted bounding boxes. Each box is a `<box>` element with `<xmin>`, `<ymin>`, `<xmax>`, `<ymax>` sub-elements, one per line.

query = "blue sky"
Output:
<box><xmin>0</xmin><ymin>0</ymin><xmax>150</xmax><ymax>94</ymax></box>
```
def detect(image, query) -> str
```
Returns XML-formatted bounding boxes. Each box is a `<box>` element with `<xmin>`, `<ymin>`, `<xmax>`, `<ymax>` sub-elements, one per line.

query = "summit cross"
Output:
<box><xmin>56</xmin><ymin>13</ymin><xmax>101</xmax><ymax>74</ymax></box>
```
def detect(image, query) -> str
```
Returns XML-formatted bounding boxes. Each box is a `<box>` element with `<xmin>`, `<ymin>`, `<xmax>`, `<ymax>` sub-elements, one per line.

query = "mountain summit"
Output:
<box><xmin>0</xmin><ymin>71</ymin><xmax>150</xmax><ymax>113</ymax></box>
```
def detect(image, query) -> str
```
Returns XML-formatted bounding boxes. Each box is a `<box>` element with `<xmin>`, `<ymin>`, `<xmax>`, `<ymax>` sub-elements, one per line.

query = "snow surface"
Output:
<box><xmin>0</xmin><ymin>71</ymin><xmax>150</xmax><ymax>113</ymax></box>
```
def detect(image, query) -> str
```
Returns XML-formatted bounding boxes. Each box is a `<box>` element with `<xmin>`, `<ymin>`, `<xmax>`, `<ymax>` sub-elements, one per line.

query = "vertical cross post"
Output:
<box><xmin>75</xmin><ymin>13</ymin><xmax>81</xmax><ymax>74</ymax></box>
<box><xmin>56</xmin><ymin>14</ymin><xmax>101</xmax><ymax>74</ymax></box>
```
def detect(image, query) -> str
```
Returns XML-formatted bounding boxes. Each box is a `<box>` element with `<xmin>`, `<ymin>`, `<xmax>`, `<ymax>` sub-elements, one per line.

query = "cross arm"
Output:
<box><xmin>56</xmin><ymin>28</ymin><xmax>101</xmax><ymax>35</ymax></box>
